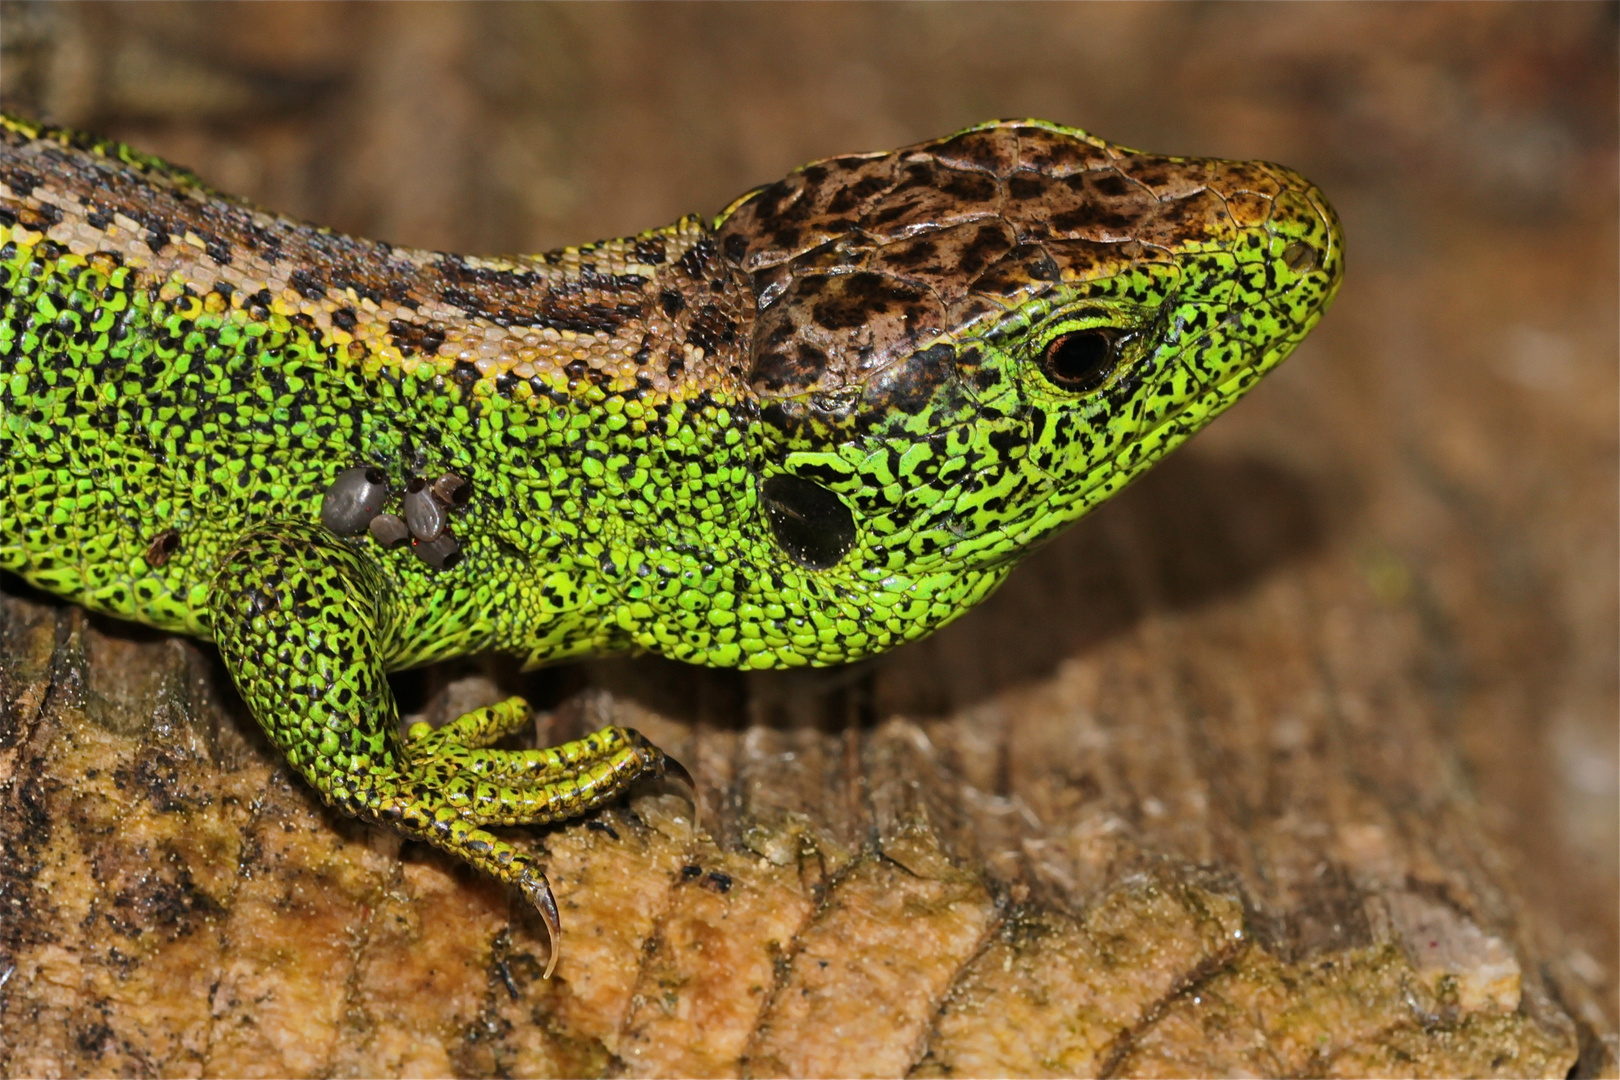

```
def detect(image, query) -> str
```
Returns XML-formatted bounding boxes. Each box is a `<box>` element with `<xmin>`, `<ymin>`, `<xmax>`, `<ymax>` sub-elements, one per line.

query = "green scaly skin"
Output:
<box><xmin>0</xmin><ymin>114</ymin><xmax>1342</xmax><ymax>973</ymax></box>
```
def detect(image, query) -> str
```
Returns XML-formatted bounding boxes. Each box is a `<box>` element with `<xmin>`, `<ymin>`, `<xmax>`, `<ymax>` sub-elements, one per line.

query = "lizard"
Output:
<box><xmin>0</xmin><ymin>113</ymin><xmax>1342</xmax><ymax>977</ymax></box>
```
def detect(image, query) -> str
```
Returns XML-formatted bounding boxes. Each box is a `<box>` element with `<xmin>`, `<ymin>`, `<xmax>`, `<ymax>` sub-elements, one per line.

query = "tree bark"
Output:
<box><xmin>2</xmin><ymin>4</ymin><xmax>1614</xmax><ymax>1077</ymax></box>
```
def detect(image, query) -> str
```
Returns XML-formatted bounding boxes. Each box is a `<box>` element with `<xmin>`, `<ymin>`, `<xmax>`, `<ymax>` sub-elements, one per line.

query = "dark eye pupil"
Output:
<box><xmin>1042</xmin><ymin>331</ymin><xmax>1115</xmax><ymax>391</ymax></box>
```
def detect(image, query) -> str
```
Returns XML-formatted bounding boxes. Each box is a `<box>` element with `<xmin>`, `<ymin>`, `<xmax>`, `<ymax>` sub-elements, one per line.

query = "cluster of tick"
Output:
<box><xmin>319</xmin><ymin>466</ymin><xmax>471</xmax><ymax>570</ymax></box>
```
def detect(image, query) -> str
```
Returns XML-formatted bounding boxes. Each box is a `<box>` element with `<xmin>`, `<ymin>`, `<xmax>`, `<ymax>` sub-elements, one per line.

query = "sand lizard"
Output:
<box><xmin>0</xmin><ymin>114</ymin><xmax>1342</xmax><ymax>975</ymax></box>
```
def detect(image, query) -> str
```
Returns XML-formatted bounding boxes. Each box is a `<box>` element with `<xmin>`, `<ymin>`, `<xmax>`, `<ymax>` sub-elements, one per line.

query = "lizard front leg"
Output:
<box><xmin>206</xmin><ymin>522</ymin><xmax>670</xmax><ymax>977</ymax></box>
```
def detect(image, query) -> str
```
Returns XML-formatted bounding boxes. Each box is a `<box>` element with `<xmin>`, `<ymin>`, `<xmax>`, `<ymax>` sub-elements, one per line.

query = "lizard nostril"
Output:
<box><xmin>1283</xmin><ymin>241</ymin><xmax>1318</xmax><ymax>273</ymax></box>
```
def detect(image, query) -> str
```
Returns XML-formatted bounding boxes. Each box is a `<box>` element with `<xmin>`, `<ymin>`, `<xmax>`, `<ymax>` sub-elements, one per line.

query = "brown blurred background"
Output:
<box><xmin>2</xmin><ymin>1</ymin><xmax>1615</xmax><ymax>1073</ymax></box>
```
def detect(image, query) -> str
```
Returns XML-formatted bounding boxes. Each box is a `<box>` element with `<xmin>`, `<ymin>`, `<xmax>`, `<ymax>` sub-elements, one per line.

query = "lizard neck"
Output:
<box><xmin>321</xmin><ymin>217</ymin><xmax>757</xmax><ymax>407</ymax></box>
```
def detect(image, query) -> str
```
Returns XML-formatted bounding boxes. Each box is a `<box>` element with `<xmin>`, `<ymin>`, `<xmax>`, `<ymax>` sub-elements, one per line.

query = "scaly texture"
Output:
<box><xmin>0</xmin><ymin>114</ymin><xmax>1342</xmax><ymax>968</ymax></box>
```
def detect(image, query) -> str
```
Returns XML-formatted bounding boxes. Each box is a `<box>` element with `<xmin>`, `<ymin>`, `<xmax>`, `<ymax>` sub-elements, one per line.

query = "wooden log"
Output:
<box><xmin>2</xmin><ymin>3</ymin><xmax>1613</xmax><ymax>1076</ymax></box>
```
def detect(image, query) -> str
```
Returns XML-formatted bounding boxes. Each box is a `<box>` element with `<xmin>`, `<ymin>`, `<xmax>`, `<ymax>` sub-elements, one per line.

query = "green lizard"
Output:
<box><xmin>0</xmin><ymin>114</ymin><xmax>1341</xmax><ymax>975</ymax></box>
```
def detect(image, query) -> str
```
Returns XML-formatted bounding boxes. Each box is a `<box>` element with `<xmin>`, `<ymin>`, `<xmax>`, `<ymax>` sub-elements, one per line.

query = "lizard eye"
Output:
<box><xmin>1040</xmin><ymin>330</ymin><xmax>1117</xmax><ymax>392</ymax></box>
<box><xmin>762</xmin><ymin>474</ymin><xmax>856</xmax><ymax>570</ymax></box>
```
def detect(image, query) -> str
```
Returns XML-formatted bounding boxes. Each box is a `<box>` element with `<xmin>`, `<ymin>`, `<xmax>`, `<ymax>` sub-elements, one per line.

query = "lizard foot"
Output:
<box><xmin>383</xmin><ymin>707</ymin><xmax>681</xmax><ymax>978</ymax></box>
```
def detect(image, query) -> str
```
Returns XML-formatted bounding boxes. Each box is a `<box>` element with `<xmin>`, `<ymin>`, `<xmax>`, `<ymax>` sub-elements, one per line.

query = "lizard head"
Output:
<box><xmin>705</xmin><ymin>120</ymin><xmax>1342</xmax><ymax>660</ymax></box>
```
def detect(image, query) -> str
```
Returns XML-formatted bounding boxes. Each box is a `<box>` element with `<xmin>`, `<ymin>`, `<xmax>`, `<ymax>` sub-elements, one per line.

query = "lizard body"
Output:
<box><xmin>0</xmin><ymin>114</ymin><xmax>1341</xmax><ymax>973</ymax></box>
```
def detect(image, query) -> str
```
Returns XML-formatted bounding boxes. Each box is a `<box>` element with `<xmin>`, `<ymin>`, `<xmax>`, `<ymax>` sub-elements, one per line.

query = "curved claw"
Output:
<box><xmin>518</xmin><ymin>866</ymin><xmax>562</xmax><ymax>980</ymax></box>
<box><xmin>661</xmin><ymin>752</ymin><xmax>701</xmax><ymax>836</ymax></box>
<box><xmin>624</xmin><ymin>728</ymin><xmax>701</xmax><ymax>836</ymax></box>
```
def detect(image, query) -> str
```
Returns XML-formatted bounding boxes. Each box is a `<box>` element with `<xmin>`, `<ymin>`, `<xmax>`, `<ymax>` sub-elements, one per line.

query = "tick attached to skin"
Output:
<box><xmin>0</xmin><ymin>114</ymin><xmax>1342</xmax><ymax>976</ymax></box>
<box><xmin>403</xmin><ymin>475</ymin><xmax>448</xmax><ymax>543</ymax></box>
<box><xmin>321</xmin><ymin>466</ymin><xmax>391</xmax><ymax>536</ymax></box>
<box><xmin>430</xmin><ymin>472</ymin><xmax>471</xmax><ymax>508</ymax></box>
<box><xmin>369</xmin><ymin>512</ymin><xmax>411</xmax><ymax>549</ymax></box>
<box><xmin>413</xmin><ymin>528</ymin><xmax>462</xmax><ymax>571</ymax></box>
